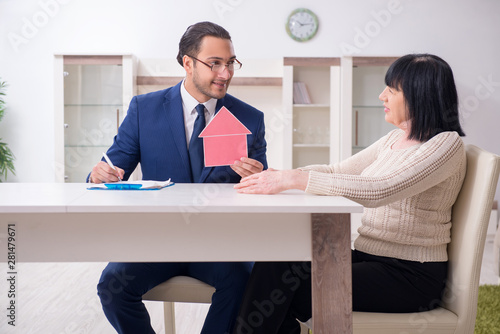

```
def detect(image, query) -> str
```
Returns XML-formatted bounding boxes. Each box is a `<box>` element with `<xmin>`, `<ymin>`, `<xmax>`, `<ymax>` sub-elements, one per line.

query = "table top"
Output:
<box><xmin>0</xmin><ymin>183</ymin><xmax>363</xmax><ymax>214</ymax></box>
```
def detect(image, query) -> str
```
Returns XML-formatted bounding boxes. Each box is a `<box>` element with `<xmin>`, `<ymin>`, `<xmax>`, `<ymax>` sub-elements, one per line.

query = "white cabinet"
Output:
<box><xmin>54</xmin><ymin>55</ymin><xmax>136</xmax><ymax>182</ymax></box>
<box><xmin>283</xmin><ymin>57</ymin><xmax>341</xmax><ymax>169</ymax></box>
<box><xmin>340</xmin><ymin>56</ymin><xmax>398</xmax><ymax>160</ymax></box>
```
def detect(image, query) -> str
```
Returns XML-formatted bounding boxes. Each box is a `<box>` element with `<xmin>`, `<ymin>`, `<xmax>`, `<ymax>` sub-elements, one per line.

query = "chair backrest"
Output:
<box><xmin>441</xmin><ymin>145</ymin><xmax>500</xmax><ymax>333</ymax></box>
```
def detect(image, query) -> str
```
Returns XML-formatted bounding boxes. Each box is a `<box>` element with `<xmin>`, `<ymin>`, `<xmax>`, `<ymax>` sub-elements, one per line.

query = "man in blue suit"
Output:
<box><xmin>91</xmin><ymin>22</ymin><xmax>267</xmax><ymax>334</ymax></box>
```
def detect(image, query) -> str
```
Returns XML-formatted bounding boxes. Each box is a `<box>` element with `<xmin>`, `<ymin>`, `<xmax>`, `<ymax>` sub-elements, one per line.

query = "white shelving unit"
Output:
<box><xmin>54</xmin><ymin>54</ymin><xmax>136</xmax><ymax>183</ymax></box>
<box><xmin>283</xmin><ymin>57</ymin><xmax>341</xmax><ymax>169</ymax></box>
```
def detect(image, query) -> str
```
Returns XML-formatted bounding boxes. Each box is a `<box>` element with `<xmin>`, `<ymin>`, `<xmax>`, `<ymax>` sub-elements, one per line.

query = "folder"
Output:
<box><xmin>87</xmin><ymin>179</ymin><xmax>174</xmax><ymax>190</ymax></box>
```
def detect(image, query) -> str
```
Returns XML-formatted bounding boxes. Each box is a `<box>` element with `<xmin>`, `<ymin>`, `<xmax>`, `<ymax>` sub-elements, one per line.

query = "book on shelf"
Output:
<box><xmin>293</xmin><ymin>82</ymin><xmax>312</xmax><ymax>104</ymax></box>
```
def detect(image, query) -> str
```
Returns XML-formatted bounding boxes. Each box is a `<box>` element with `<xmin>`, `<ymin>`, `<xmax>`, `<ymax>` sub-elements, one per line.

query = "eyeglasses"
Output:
<box><xmin>187</xmin><ymin>55</ymin><xmax>242</xmax><ymax>72</ymax></box>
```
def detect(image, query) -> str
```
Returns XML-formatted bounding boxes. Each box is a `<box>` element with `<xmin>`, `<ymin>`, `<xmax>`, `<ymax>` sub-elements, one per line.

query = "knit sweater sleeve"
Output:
<box><xmin>304</xmin><ymin>131</ymin><xmax>465</xmax><ymax>208</ymax></box>
<box><xmin>299</xmin><ymin>130</ymin><xmax>395</xmax><ymax>175</ymax></box>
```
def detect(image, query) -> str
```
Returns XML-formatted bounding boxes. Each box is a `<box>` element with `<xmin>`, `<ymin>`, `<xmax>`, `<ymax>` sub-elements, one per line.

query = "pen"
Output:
<box><xmin>102</xmin><ymin>152</ymin><xmax>122</xmax><ymax>181</ymax></box>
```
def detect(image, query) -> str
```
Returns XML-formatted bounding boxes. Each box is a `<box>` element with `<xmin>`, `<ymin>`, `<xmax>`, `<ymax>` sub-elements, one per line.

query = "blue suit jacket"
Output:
<box><xmin>103</xmin><ymin>82</ymin><xmax>267</xmax><ymax>183</ymax></box>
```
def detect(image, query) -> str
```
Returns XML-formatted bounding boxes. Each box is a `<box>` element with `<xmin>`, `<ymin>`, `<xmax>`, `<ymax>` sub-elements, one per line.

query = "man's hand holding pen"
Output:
<box><xmin>90</xmin><ymin>161</ymin><xmax>125</xmax><ymax>183</ymax></box>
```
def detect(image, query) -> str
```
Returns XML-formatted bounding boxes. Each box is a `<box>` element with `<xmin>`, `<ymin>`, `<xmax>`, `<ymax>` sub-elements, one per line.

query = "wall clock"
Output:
<box><xmin>286</xmin><ymin>8</ymin><xmax>319</xmax><ymax>42</ymax></box>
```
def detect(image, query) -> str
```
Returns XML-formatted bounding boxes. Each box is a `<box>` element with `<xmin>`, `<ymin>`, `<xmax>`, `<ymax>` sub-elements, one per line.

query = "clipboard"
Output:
<box><xmin>88</xmin><ymin>179</ymin><xmax>174</xmax><ymax>191</ymax></box>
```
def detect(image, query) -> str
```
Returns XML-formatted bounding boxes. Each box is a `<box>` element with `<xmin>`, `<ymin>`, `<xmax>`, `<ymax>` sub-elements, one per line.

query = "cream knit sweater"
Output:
<box><xmin>303</xmin><ymin>129</ymin><xmax>466</xmax><ymax>262</ymax></box>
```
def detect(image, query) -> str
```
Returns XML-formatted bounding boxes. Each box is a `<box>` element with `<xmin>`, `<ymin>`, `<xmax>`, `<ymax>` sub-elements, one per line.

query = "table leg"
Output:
<box><xmin>311</xmin><ymin>213</ymin><xmax>352</xmax><ymax>334</ymax></box>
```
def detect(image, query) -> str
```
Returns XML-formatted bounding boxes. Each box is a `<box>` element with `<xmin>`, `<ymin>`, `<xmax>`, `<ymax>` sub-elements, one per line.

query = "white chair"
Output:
<box><xmin>142</xmin><ymin>275</ymin><xmax>310</xmax><ymax>334</ymax></box>
<box><xmin>352</xmin><ymin>144</ymin><xmax>500</xmax><ymax>334</ymax></box>
<box><xmin>142</xmin><ymin>275</ymin><xmax>215</xmax><ymax>334</ymax></box>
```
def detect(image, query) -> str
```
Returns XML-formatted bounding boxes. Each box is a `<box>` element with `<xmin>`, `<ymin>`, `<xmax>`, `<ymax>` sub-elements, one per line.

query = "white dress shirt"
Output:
<box><xmin>180</xmin><ymin>80</ymin><xmax>217</xmax><ymax>146</ymax></box>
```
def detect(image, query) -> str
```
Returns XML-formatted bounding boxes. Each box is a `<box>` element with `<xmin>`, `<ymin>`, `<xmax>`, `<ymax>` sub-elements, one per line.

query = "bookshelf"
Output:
<box><xmin>283</xmin><ymin>57</ymin><xmax>341</xmax><ymax>169</ymax></box>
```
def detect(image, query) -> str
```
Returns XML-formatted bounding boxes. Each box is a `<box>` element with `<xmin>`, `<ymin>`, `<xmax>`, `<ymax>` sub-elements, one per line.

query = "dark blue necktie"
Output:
<box><xmin>189</xmin><ymin>104</ymin><xmax>206</xmax><ymax>182</ymax></box>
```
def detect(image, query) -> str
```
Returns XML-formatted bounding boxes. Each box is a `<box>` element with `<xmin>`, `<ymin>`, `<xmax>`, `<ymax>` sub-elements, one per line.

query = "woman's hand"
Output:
<box><xmin>234</xmin><ymin>169</ymin><xmax>309</xmax><ymax>194</ymax></box>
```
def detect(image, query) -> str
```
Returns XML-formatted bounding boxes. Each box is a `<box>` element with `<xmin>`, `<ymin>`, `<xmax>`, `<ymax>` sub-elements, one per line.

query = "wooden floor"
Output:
<box><xmin>1</xmin><ymin>235</ymin><xmax>498</xmax><ymax>334</ymax></box>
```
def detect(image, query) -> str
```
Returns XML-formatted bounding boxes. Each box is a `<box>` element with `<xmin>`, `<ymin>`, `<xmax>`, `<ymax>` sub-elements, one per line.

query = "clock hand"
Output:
<box><xmin>294</xmin><ymin>21</ymin><xmax>313</xmax><ymax>27</ymax></box>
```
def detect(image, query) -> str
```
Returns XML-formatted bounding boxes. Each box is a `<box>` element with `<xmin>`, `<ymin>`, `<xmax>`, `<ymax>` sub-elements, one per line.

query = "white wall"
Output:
<box><xmin>1</xmin><ymin>0</ymin><xmax>499</xmax><ymax>198</ymax></box>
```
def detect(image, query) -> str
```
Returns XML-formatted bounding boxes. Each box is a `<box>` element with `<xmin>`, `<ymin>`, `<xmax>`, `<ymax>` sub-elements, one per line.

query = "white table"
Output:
<box><xmin>0</xmin><ymin>183</ymin><xmax>363</xmax><ymax>333</ymax></box>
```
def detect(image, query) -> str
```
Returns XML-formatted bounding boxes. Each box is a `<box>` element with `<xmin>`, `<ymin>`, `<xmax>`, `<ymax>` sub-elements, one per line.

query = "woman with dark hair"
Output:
<box><xmin>232</xmin><ymin>54</ymin><xmax>466</xmax><ymax>334</ymax></box>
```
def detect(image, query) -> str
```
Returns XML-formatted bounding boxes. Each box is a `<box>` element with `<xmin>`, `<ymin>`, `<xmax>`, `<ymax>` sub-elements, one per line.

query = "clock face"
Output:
<box><xmin>286</xmin><ymin>8</ymin><xmax>319</xmax><ymax>42</ymax></box>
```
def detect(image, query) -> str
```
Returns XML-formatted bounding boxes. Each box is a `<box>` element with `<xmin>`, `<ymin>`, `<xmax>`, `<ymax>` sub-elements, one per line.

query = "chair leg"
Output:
<box><xmin>495</xmin><ymin>225</ymin><xmax>500</xmax><ymax>278</ymax></box>
<box><xmin>300</xmin><ymin>321</ymin><xmax>310</xmax><ymax>334</ymax></box>
<box><xmin>163</xmin><ymin>302</ymin><xmax>176</xmax><ymax>334</ymax></box>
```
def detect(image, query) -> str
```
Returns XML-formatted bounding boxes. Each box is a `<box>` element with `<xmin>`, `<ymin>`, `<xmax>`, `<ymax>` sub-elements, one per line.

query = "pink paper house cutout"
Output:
<box><xmin>199</xmin><ymin>106</ymin><xmax>251</xmax><ymax>167</ymax></box>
